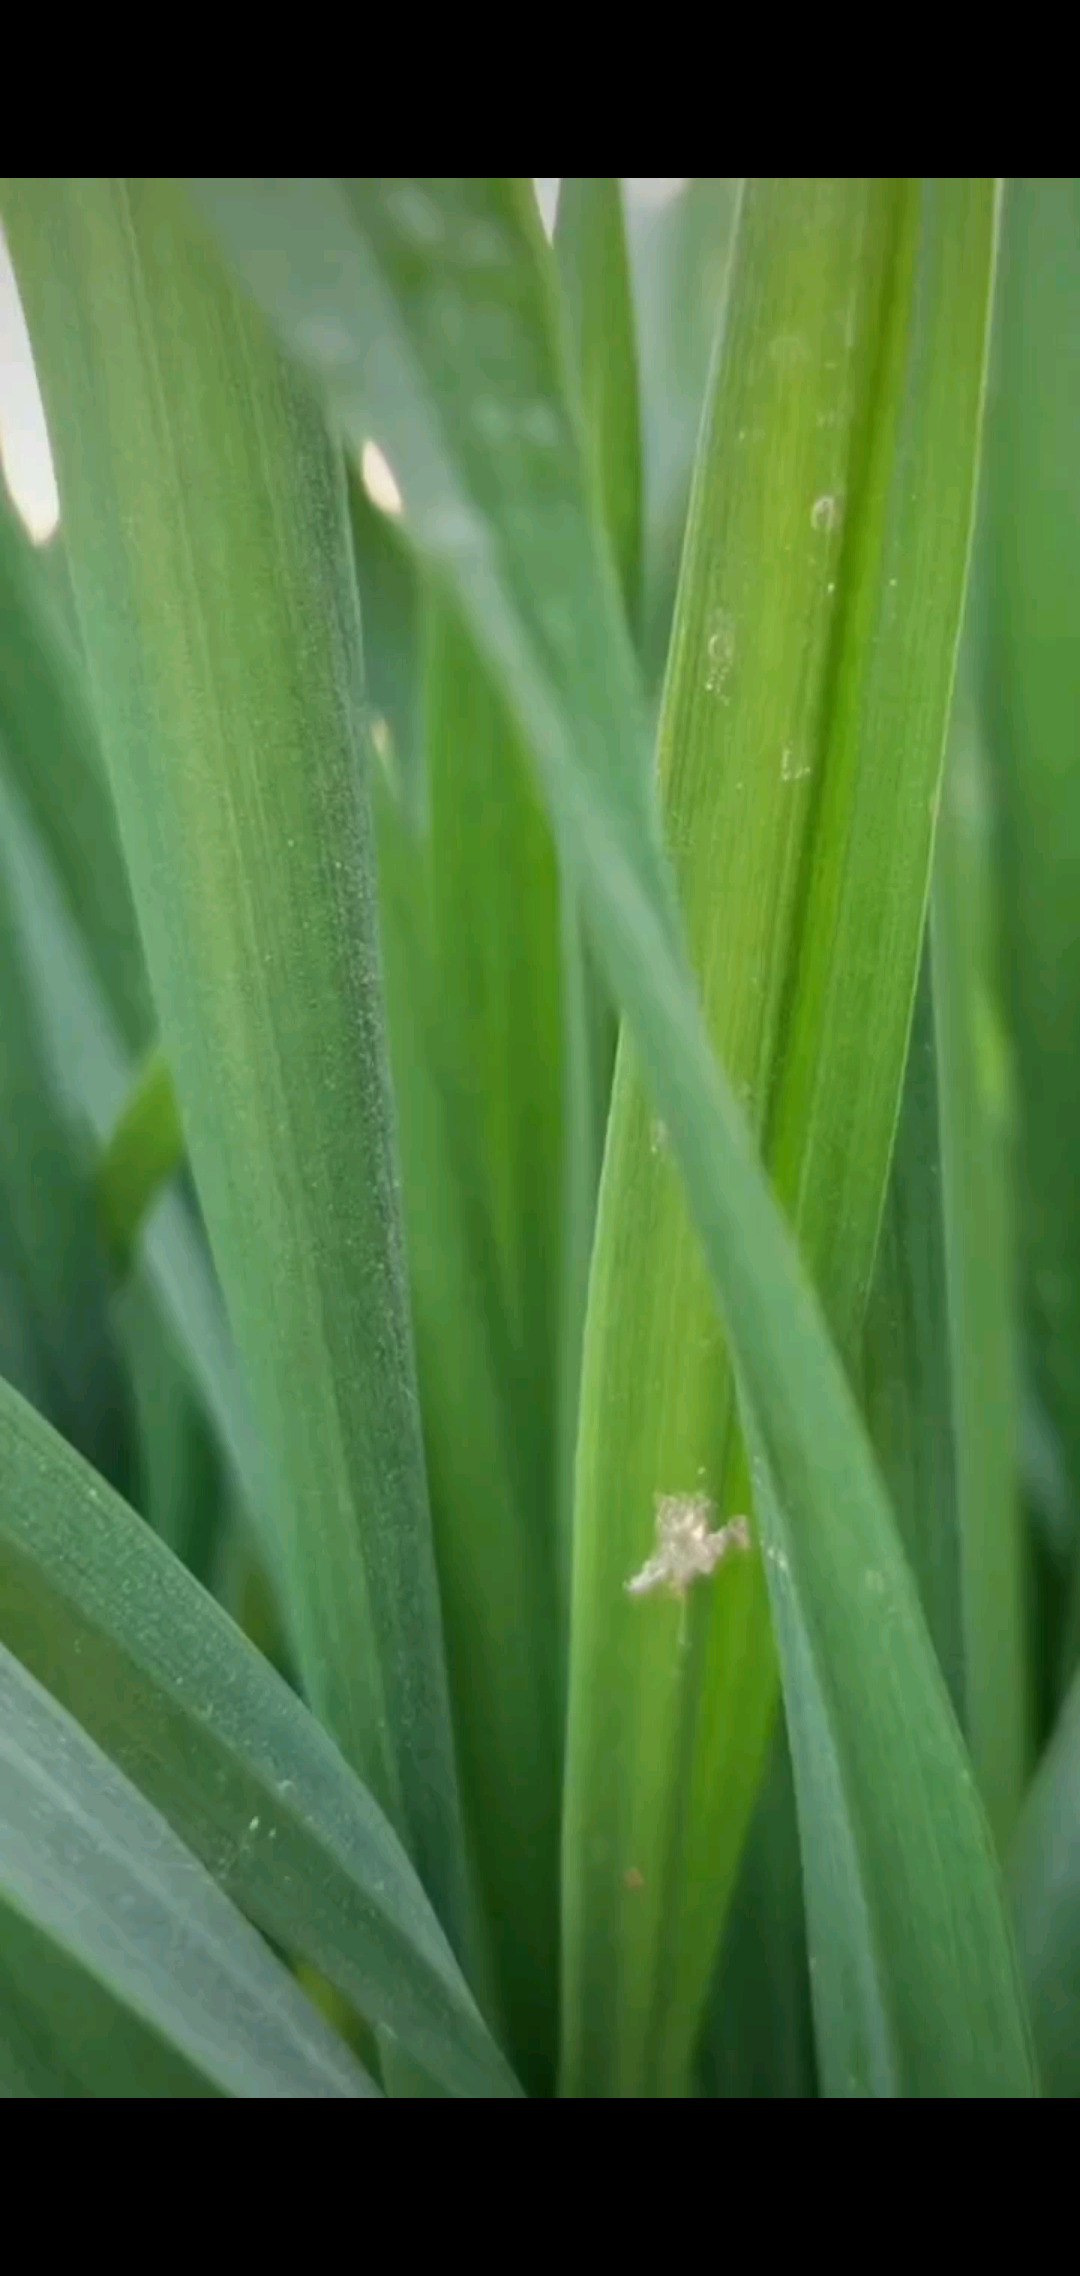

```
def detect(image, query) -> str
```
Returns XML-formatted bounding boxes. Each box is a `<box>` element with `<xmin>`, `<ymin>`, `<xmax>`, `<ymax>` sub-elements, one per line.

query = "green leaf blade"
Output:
<box><xmin>0</xmin><ymin>1374</ymin><xmax>519</xmax><ymax>2099</ymax></box>
<box><xmin>0</xmin><ymin>1897</ymin><xmax>218</xmax><ymax>2098</ymax></box>
<box><xmin>0</xmin><ymin>1644</ymin><xmax>378</xmax><ymax>2099</ymax></box>
<box><xmin>374</xmin><ymin>598</ymin><xmax>563</xmax><ymax>2089</ymax></box>
<box><xmin>1012</xmin><ymin>1660</ymin><xmax>1080</xmax><ymax>2095</ymax></box>
<box><xmin>862</xmin><ymin>949</ymin><xmax>967</xmax><ymax>1716</ymax></box>
<box><xmin>0</xmin><ymin>489</ymin><xmax>151</xmax><ymax>1051</ymax></box>
<box><xmin>2</xmin><ymin>177</ymin><xmax>468</xmax><ymax>1954</ymax></box>
<box><xmin>183</xmin><ymin>173</ymin><xmax>1033</xmax><ymax>2097</ymax></box>
<box><xmin>0</xmin><ymin>840</ymin><xmax>129</xmax><ymax>1489</ymax></box>
<box><xmin>984</xmin><ymin>178</ymin><xmax>1080</xmax><ymax>1696</ymax></box>
<box><xmin>931</xmin><ymin>703</ymin><xmax>1028</xmax><ymax>1841</ymax></box>
<box><xmin>563</xmin><ymin>178</ymin><xmax>1007</xmax><ymax>2095</ymax></box>
<box><xmin>96</xmin><ymin>1043</ymin><xmax>185</xmax><ymax>1277</ymax></box>
<box><xmin>554</xmin><ymin>177</ymin><xmax>643</xmax><ymax>635</ymax></box>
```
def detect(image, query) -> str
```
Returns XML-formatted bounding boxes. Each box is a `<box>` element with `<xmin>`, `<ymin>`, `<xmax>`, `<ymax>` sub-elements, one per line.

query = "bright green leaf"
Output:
<box><xmin>96</xmin><ymin>1043</ymin><xmax>185</xmax><ymax>1277</ymax></box>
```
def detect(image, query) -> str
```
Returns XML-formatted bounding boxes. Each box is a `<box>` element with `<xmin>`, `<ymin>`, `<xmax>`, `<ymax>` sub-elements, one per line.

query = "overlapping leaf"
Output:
<box><xmin>191</xmin><ymin>173</ymin><xmax>1034</xmax><ymax>2097</ymax></box>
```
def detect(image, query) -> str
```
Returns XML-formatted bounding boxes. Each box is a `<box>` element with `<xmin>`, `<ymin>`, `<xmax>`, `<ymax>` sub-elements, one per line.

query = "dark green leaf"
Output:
<box><xmin>0</xmin><ymin>1374</ymin><xmax>519</xmax><ymax>2099</ymax></box>
<box><xmin>194</xmin><ymin>172</ymin><xmax>1034</xmax><ymax>2099</ymax></box>
<box><xmin>3</xmin><ymin>177</ymin><xmax>469</xmax><ymax>1955</ymax></box>
<box><xmin>0</xmin><ymin>1644</ymin><xmax>377</xmax><ymax>2098</ymax></box>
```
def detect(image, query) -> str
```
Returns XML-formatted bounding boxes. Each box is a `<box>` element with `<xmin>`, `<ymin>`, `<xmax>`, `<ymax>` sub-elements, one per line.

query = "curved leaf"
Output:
<box><xmin>2</xmin><ymin>177</ymin><xmax>469</xmax><ymax>1955</ymax></box>
<box><xmin>0</xmin><ymin>661</ymin><xmax>277</xmax><ymax>1583</ymax></box>
<box><xmin>0</xmin><ymin>1374</ymin><xmax>520</xmax><ymax>2099</ymax></box>
<box><xmin>193</xmin><ymin>173</ymin><xmax>1035</xmax><ymax>2097</ymax></box>
<box><xmin>0</xmin><ymin>1645</ymin><xmax>377</xmax><ymax>2099</ymax></box>
<box><xmin>0</xmin><ymin>1898</ymin><xmax>216</xmax><ymax>2098</ymax></box>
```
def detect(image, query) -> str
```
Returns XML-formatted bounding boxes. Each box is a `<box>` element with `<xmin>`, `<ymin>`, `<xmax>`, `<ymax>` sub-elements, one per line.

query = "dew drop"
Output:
<box><xmin>361</xmin><ymin>440</ymin><xmax>404</xmax><ymax>517</ymax></box>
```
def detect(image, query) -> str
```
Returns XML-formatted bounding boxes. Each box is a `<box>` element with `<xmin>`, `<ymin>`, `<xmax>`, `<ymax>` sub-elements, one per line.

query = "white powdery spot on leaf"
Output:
<box><xmin>705</xmin><ymin>608</ymin><xmax>736</xmax><ymax>699</ymax></box>
<box><xmin>811</xmin><ymin>492</ymin><xmax>842</xmax><ymax>534</ymax></box>
<box><xmin>626</xmin><ymin>1494</ymin><xmax>751</xmax><ymax>1600</ymax></box>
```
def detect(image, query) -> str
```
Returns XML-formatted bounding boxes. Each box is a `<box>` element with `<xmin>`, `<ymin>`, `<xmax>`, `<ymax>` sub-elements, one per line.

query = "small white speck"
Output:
<box><xmin>811</xmin><ymin>494</ymin><xmax>841</xmax><ymax>534</ymax></box>
<box><xmin>705</xmin><ymin>609</ymin><xmax>735</xmax><ymax>699</ymax></box>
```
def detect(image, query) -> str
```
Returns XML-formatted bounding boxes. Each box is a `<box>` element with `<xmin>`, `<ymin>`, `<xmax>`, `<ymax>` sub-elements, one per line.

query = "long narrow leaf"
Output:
<box><xmin>554</xmin><ymin>177</ymin><xmax>643</xmax><ymax>634</ymax></box>
<box><xmin>1012</xmin><ymin>1656</ymin><xmax>1080</xmax><ymax>2095</ymax></box>
<box><xmin>0</xmin><ymin>489</ymin><xmax>150</xmax><ymax>1049</ymax></box>
<box><xmin>373</xmin><ymin>597</ymin><xmax>562</xmax><ymax>2088</ymax></box>
<box><xmin>553</xmin><ymin>177</ymin><xmax>642</xmax><ymax>1601</ymax></box>
<box><xmin>0</xmin><ymin>1375</ymin><xmax>519</xmax><ymax>2099</ymax></box>
<box><xmin>0</xmin><ymin>568</ymin><xmax>279</xmax><ymax>1583</ymax></box>
<box><xmin>931</xmin><ymin>699</ymin><xmax>1027</xmax><ymax>1840</ymax></box>
<box><xmin>565</xmin><ymin>177</ymin><xmax>1008</xmax><ymax>2093</ymax></box>
<box><xmin>867</xmin><ymin>697</ymin><xmax>1028</xmax><ymax>1849</ymax></box>
<box><xmin>0</xmin><ymin>1645</ymin><xmax>377</xmax><ymax>2098</ymax></box>
<box><xmin>862</xmin><ymin>951</ymin><xmax>965</xmax><ymax>1714</ymax></box>
<box><xmin>2</xmin><ymin>178</ymin><xmax>469</xmax><ymax>1953</ymax></box>
<box><xmin>195</xmin><ymin>172</ymin><xmax>1035</xmax><ymax>2097</ymax></box>
<box><xmin>0</xmin><ymin>1898</ymin><xmax>216</xmax><ymax>2097</ymax></box>
<box><xmin>0</xmin><ymin>833</ymin><xmax>129</xmax><ymax>1487</ymax></box>
<box><xmin>984</xmin><ymin>177</ymin><xmax>1080</xmax><ymax>1687</ymax></box>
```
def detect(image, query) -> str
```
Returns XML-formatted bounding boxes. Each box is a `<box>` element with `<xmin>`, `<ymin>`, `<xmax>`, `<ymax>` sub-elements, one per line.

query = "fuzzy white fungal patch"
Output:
<box><xmin>626</xmin><ymin>1494</ymin><xmax>751</xmax><ymax>1600</ymax></box>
